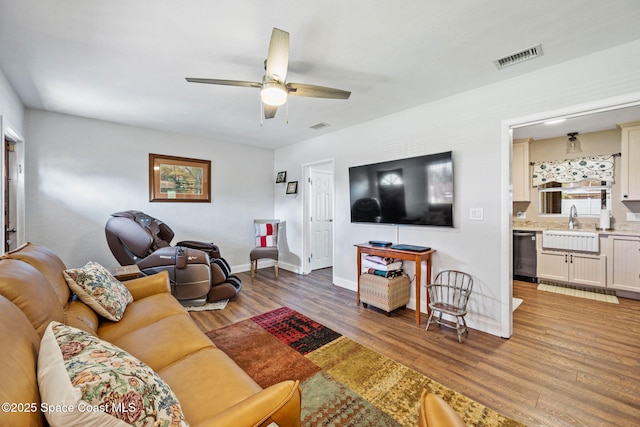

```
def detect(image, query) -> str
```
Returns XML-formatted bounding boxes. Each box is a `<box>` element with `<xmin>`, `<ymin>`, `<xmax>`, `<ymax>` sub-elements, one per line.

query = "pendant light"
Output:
<box><xmin>566</xmin><ymin>132</ymin><xmax>582</xmax><ymax>154</ymax></box>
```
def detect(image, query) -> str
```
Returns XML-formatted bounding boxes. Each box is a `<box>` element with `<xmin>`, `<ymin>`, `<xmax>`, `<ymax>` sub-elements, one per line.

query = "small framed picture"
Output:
<box><xmin>276</xmin><ymin>171</ymin><xmax>286</xmax><ymax>183</ymax></box>
<box><xmin>286</xmin><ymin>181</ymin><xmax>298</xmax><ymax>194</ymax></box>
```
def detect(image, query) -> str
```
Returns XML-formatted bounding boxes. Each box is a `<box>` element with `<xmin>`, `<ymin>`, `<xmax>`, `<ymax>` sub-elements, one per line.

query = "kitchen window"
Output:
<box><xmin>538</xmin><ymin>180</ymin><xmax>611</xmax><ymax>216</ymax></box>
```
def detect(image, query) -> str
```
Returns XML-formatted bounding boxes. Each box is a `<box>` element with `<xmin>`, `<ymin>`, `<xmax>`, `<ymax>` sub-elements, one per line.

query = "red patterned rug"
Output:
<box><xmin>206</xmin><ymin>307</ymin><xmax>524</xmax><ymax>427</ymax></box>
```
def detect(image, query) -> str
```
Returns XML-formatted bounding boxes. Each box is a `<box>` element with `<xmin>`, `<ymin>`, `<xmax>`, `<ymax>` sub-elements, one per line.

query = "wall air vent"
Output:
<box><xmin>493</xmin><ymin>44</ymin><xmax>543</xmax><ymax>69</ymax></box>
<box><xmin>310</xmin><ymin>122</ymin><xmax>330</xmax><ymax>130</ymax></box>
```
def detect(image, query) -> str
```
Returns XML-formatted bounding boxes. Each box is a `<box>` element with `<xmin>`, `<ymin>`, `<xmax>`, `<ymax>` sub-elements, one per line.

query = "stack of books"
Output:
<box><xmin>361</xmin><ymin>255</ymin><xmax>403</xmax><ymax>278</ymax></box>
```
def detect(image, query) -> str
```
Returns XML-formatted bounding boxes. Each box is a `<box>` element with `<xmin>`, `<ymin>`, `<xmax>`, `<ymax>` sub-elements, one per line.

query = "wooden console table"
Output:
<box><xmin>355</xmin><ymin>243</ymin><xmax>436</xmax><ymax>325</ymax></box>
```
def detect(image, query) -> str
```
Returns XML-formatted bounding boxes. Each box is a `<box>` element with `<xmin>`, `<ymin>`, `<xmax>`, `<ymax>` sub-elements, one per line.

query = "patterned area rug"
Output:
<box><xmin>206</xmin><ymin>307</ymin><xmax>524</xmax><ymax>427</ymax></box>
<box><xmin>537</xmin><ymin>282</ymin><xmax>619</xmax><ymax>303</ymax></box>
<box><xmin>184</xmin><ymin>299</ymin><xmax>228</xmax><ymax>311</ymax></box>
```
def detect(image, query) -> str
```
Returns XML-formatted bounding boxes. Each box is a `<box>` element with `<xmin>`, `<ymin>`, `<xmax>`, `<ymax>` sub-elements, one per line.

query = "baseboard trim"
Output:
<box><xmin>332</xmin><ymin>276</ymin><xmax>357</xmax><ymax>292</ymax></box>
<box><xmin>232</xmin><ymin>260</ymin><xmax>302</xmax><ymax>275</ymax></box>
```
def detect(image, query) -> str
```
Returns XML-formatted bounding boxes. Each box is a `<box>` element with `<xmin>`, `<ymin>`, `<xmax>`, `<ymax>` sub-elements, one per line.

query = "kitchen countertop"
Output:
<box><xmin>512</xmin><ymin>220</ymin><xmax>640</xmax><ymax>236</ymax></box>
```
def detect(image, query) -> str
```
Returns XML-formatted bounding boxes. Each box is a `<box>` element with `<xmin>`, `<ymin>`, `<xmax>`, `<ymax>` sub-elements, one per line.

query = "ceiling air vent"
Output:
<box><xmin>310</xmin><ymin>122</ymin><xmax>330</xmax><ymax>130</ymax></box>
<box><xmin>493</xmin><ymin>44</ymin><xmax>543</xmax><ymax>69</ymax></box>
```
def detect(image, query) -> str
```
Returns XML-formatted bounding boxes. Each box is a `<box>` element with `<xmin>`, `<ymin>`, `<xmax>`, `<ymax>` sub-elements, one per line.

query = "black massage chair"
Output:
<box><xmin>105</xmin><ymin>210</ymin><xmax>241</xmax><ymax>306</ymax></box>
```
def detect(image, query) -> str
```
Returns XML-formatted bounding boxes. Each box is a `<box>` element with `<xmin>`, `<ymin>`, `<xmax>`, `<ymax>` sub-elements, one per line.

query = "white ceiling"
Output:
<box><xmin>513</xmin><ymin>104</ymin><xmax>640</xmax><ymax>141</ymax></box>
<box><xmin>2</xmin><ymin>0</ymin><xmax>640</xmax><ymax>149</ymax></box>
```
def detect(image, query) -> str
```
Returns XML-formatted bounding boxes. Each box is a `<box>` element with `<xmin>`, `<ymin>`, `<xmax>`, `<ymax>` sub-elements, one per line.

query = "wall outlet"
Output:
<box><xmin>626</xmin><ymin>212</ymin><xmax>640</xmax><ymax>221</ymax></box>
<box><xmin>470</xmin><ymin>208</ymin><xmax>484</xmax><ymax>221</ymax></box>
<box><xmin>516</xmin><ymin>211</ymin><xmax>526</xmax><ymax>219</ymax></box>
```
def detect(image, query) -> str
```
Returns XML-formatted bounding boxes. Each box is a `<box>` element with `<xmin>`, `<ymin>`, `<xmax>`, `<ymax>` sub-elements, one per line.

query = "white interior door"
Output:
<box><xmin>309</xmin><ymin>169</ymin><xmax>334</xmax><ymax>270</ymax></box>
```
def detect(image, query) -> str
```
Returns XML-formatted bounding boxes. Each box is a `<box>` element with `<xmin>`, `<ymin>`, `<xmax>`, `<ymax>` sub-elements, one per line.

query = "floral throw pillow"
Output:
<box><xmin>63</xmin><ymin>261</ymin><xmax>133</xmax><ymax>322</ymax></box>
<box><xmin>38</xmin><ymin>321</ymin><xmax>189</xmax><ymax>427</ymax></box>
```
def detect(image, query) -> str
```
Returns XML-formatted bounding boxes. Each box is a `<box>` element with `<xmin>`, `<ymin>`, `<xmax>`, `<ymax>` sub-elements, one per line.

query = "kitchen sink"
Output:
<box><xmin>541</xmin><ymin>230</ymin><xmax>600</xmax><ymax>252</ymax></box>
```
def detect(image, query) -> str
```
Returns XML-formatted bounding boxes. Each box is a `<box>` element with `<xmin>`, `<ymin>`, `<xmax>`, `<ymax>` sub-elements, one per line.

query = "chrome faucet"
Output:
<box><xmin>568</xmin><ymin>204</ymin><xmax>578</xmax><ymax>229</ymax></box>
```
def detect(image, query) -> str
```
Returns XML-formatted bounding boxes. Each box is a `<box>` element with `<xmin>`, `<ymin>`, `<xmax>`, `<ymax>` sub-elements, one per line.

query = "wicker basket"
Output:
<box><xmin>360</xmin><ymin>273</ymin><xmax>410</xmax><ymax>315</ymax></box>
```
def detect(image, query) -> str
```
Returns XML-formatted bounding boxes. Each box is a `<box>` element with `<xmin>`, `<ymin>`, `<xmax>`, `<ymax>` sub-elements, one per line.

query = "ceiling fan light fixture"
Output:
<box><xmin>261</xmin><ymin>81</ymin><xmax>288</xmax><ymax>106</ymax></box>
<box><xmin>186</xmin><ymin>28</ymin><xmax>350</xmax><ymax>120</ymax></box>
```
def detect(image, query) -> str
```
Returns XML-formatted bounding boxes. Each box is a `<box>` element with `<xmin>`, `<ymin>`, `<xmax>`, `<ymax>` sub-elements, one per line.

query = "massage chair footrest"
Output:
<box><xmin>208</xmin><ymin>275</ymin><xmax>242</xmax><ymax>302</ymax></box>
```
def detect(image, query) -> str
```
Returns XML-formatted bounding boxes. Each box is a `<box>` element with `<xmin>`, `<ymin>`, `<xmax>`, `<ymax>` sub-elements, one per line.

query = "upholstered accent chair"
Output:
<box><xmin>250</xmin><ymin>219</ymin><xmax>280</xmax><ymax>278</ymax></box>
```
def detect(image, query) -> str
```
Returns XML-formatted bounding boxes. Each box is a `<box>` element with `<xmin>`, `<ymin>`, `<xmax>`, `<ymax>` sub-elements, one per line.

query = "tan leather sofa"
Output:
<box><xmin>418</xmin><ymin>391</ymin><xmax>466</xmax><ymax>427</ymax></box>
<box><xmin>0</xmin><ymin>243</ymin><xmax>301</xmax><ymax>426</ymax></box>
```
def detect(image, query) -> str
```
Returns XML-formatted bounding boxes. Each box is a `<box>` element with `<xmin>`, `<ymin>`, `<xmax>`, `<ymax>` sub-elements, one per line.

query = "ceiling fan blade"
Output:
<box><xmin>185</xmin><ymin>78</ymin><xmax>262</xmax><ymax>88</ymax></box>
<box><xmin>286</xmin><ymin>82</ymin><xmax>351</xmax><ymax>99</ymax></box>
<box><xmin>263</xmin><ymin>103</ymin><xmax>278</xmax><ymax>119</ymax></box>
<box><xmin>265</xmin><ymin>28</ymin><xmax>289</xmax><ymax>82</ymax></box>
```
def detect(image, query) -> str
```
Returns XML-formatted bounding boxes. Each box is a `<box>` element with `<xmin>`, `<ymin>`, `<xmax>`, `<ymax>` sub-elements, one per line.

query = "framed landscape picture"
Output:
<box><xmin>149</xmin><ymin>153</ymin><xmax>211</xmax><ymax>202</ymax></box>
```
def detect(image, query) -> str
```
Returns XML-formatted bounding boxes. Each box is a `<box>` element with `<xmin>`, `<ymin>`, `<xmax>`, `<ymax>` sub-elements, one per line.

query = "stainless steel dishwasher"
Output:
<box><xmin>513</xmin><ymin>231</ymin><xmax>537</xmax><ymax>282</ymax></box>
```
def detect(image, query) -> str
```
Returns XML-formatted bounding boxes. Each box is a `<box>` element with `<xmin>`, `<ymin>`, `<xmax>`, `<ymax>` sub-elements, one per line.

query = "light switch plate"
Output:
<box><xmin>470</xmin><ymin>208</ymin><xmax>484</xmax><ymax>220</ymax></box>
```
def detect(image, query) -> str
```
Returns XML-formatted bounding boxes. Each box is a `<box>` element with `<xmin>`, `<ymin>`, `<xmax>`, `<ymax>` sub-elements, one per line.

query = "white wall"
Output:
<box><xmin>275</xmin><ymin>38</ymin><xmax>640</xmax><ymax>337</ymax></box>
<box><xmin>0</xmin><ymin>68</ymin><xmax>24</xmax><ymax>136</ymax></box>
<box><xmin>24</xmin><ymin>110</ymin><xmax>275</xmax><ymax>269</ymax></box>
<box><xmin>1</xmin><ymin>68</ymin><xmax>26</xmax><ymax>252</ymax></box>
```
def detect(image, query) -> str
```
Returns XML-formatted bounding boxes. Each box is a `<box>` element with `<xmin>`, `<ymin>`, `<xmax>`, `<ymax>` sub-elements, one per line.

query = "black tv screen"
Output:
<box><xmin>349</xmin><ymin>151</ymin><xmax>454</xmax><ymax>227</ymax></box>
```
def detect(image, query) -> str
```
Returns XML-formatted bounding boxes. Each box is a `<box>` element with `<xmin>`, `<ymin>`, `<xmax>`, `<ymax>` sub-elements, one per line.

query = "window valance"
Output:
<box><xmin>532</xmin><ymin>155</ymin><xmax>615</xmax><ymax>187</ymax></box>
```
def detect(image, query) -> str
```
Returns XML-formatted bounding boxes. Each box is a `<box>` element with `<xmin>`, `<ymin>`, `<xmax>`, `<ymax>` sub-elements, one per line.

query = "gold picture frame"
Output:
<box><xmin>149</xmin><ymin>153</ymin><xmax>211</xmax><ymax>202</ymax></box>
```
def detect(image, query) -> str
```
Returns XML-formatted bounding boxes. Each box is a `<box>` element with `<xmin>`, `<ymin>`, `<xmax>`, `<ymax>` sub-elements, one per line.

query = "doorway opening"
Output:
<box><xmin>503</xmin><ymin>93</ymin><xmax>640</xmax><ymax>338</ymax></box>
<box><xmin>1</xmin><ymin>124</ymin><xmax>24</xmax><ymax>255</ymax></box>
<box><xmin>3</xmin><ymin>138</ymin><xmax>17</xmax><ymax>252</ymax></box>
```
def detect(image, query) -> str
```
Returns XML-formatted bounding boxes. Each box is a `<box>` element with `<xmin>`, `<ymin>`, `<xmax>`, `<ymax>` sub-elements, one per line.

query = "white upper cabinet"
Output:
<box><xmin>619</xmin><ymin>121</ymin><xmax>640</xmax><ymax>201</ymax></box>
<box><xmin>513</xmin><ymin>138</ymin><xmax>531</xmax><ymax>202</ymax></box>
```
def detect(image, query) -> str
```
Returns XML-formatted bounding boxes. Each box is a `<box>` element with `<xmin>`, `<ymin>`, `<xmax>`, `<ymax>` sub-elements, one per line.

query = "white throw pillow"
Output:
<box><xmin>37</xmin><ymin>321</ymin><xmax>189</xmax><ymax>427</ymax></box>
<box><xmin>63</xmin><ymin>261</ymin><xmax>133</xmax><ymax>321</ymax></box>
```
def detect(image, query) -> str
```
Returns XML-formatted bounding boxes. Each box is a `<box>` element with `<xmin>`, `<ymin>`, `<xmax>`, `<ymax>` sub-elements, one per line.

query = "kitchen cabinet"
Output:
<box><xmin>619</xmin><ymin>121</ymin><xmax>640</xmax><ymax>201</ymax></box>
<box><xmin>512</xmin><ymin>138</ymin><xmax>531</xmax><ymax>202</ymax></box>
<box><xmin>537</xmin><ymin>250</ymin><xmax>606</xmax><ymax>288</ymax></box>
<box><xmin>603</xmin><ymin>234</ymin><xmax>640</xmax><ymax>292</ymax></box>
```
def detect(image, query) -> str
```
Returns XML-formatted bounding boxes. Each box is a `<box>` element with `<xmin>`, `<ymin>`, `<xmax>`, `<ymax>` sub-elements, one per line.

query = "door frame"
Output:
<box><xmin>302</xmin><ymin>158</ymin><xmax>335</xmax><ymax>275</ymax></box>
<box><xmin>501</xmin><ymin>91</ymin><xmax>640</xmax><ymax>338</ymax></box>
<box><xmin>0</xmin><ymin>116</ymin><xmax>25</xmax><ymax>255</ymax></box>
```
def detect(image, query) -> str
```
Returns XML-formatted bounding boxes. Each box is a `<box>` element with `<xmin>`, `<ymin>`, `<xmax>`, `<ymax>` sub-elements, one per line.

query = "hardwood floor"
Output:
<box><xmin>190</xmin><ymin>269</ymin><xmax>640</xmax><ymax>427</ymax></box>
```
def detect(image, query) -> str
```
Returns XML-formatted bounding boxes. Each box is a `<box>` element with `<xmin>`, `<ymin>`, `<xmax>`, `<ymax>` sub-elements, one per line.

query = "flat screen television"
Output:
<box><xmin>348</xmin><ymin>151</ymin><xmax>454</xmax><ymax>227</ymax></box>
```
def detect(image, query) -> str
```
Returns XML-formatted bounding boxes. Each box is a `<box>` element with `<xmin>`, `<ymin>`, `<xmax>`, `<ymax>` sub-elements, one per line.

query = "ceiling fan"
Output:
<box><xmin>186</xmin><ymin>28</ymin><xmax>351</xmax><ymax>120</ymax></box>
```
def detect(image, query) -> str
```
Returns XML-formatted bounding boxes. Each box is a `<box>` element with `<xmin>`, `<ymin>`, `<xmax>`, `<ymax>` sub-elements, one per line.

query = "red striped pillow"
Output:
<box><xmin>255</xmin><ymin>223</ymin><xmax>278</xmax><ymax>247</ymax></box>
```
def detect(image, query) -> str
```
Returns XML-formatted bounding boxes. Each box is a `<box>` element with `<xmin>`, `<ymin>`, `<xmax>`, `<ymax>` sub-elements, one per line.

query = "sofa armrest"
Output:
<box><xmin>193</xmin><ymin>380</ymin><xmax>301</xmax><ymax>427</ymax></box>
<box><xmin>122</xmin><ymin>271</ymin><xmax>171</xmax><ymax>301</ymax></box>
<box><xmin>418</xmin><ymin>391</ymin><xmax>467</xmax><ymax>427</ymax></box>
